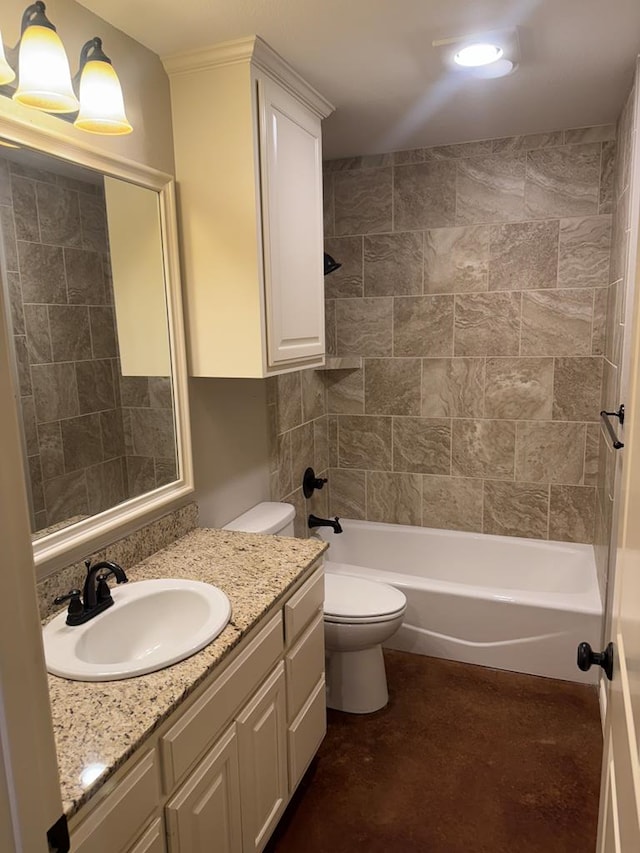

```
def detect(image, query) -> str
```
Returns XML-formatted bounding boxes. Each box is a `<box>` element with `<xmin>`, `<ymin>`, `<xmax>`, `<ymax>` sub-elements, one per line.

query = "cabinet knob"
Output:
<box><xmin>577</xmin><ymin>641</ymin><xmax>614</xmax><ymax>681</ymax></box>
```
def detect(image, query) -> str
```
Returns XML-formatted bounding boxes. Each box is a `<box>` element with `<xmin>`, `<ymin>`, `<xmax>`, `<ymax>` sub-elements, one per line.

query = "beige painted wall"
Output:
<box><xmin>1</xmin><ymin>0</ymin><xmax>174</xmax><ymax>174</ymax></box>
<box><xmin>189</xmin><ymin>378</ymin><xmax>271</xmax><ymax>528</ymax></box>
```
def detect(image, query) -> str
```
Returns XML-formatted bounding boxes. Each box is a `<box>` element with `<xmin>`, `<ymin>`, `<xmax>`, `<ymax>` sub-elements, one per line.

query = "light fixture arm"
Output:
<box><xmin>78</xmin><ymin>37</ymin><xmax>112</xmax><ymax>73</ymax></box>
<box><xmin>20</xmin><ymin>1</ymin><xmax>56</xmax><ymax>35</ymax></box>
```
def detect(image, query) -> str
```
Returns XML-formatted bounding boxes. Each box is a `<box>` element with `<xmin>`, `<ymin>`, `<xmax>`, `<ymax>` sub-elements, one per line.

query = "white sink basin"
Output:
<box><xmin>43</xmin><ymin>579</ymin><xmax>232</xmax><ymax>681</ymax></box>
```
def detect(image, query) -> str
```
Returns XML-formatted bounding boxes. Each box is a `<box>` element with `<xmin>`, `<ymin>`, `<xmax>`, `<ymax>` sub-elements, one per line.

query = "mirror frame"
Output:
<box><xmin>0</xmin><ymin>111</ymin><xmax>194</xmax><ymax>578</ymax></box>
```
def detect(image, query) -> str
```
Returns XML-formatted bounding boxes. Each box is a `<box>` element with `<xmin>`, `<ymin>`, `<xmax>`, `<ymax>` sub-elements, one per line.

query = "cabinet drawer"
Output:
<box><xmin>72</xmin><ymin>751</ymin><xmax>160</xmax><ymax>853</ymax></box>
<box><xmin>161</xmin><ymin>612</ymin><xmax>283</xmax><ymax>792</ymax></box>
<box><xmin>288</xmin><ymin>677</ymin><xmax>326</xmax><ymax>794</ymax></box>
<box><xmin>285</xmin><ymin>611</ymin><xmax>324</xmax><ymax>721</ymax></box>
<box><xmin>129</xmin><ymin>818</ymin><xmax>166</xmax><ymax>853</ymax></box>
<box><xmin>284</xmin><ymin>567</ymin><xmax>323</xmax><ymax>647</ymax></box>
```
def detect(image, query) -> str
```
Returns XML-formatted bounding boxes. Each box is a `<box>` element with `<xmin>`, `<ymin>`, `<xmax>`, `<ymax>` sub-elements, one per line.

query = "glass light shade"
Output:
<box><xmin>74</xmin><ymin>59</ymin><xmax>132</xmax><ymax>135</ymax></box>
<box><xmin>0</xmin><ymin>32</ymin><xmax>16</xmax><ymax>85</ymax></box>
<box><xmin>454</xmin><ymin>43</ymin><xmax>503</xmax><ymax>68</ymax></box>
<box><xmin>13</xmin><ymin>24</ymin><xmax>79</xmax><ymax>112</ymax></box>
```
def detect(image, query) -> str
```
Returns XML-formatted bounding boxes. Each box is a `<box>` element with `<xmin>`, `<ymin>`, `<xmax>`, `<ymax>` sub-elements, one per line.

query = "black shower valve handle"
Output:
<box><xmin>303</xmin><ymin>467</ymin><xmax>328</xmax><ymax>499</ymax></box>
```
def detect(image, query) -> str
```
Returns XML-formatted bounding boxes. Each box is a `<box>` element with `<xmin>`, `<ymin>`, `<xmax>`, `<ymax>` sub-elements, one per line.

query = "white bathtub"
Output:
<box><xmin>318</xmin><ymin>520</ymin><xmax>603</xmax><ymax>684</ymax></box>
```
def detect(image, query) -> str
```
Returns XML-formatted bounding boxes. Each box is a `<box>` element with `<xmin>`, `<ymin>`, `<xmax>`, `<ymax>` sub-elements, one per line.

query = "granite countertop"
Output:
<box><xmin>47</xmin><ymin>527</ymin><xmax>327</xmax><ymax>819</ymax></box>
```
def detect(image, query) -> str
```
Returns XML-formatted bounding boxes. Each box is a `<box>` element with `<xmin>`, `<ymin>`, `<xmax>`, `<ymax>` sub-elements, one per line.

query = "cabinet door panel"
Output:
<box><xmin>166</xmin><ymin>725</ymin><xmax>242</xmax><ymax>853</ymax></box>
<box><xmin>237</xmin><ymin>663</ymin><xmax>288</xmax><ymax>853</ymax></box>
<box><xmin>129</xmin><ymin>818</ymin><xmax>166</xmax><ymax>853</ymax></box>
<box><xmin>259</xmin><ymin>76</ymin><xmax>325</xmax><ymax>367</ymax></box>
<box><xmin>288</xmin><ymin>677</ymin><xmax>326</xmax><ymax>794</ymax></box>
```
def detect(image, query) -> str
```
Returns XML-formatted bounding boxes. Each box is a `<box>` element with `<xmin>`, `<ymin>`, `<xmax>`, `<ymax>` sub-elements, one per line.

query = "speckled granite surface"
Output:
<box><xmin>47</xmin><ymin>527</ymin><xmax>327</xmax><ymax>819</ymax></box>
<box><xmin>38</xmin><ymin>503</ymin><xmax>199</xmax><ymax>621</ymax></box>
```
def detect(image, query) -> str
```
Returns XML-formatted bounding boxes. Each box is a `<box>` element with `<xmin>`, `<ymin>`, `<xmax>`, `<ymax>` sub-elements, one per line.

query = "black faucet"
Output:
<box><xmin>54</xmin><ymin>560</ymin><xmax>129</xmax><ymax>626</ymax></box>
<box><xmin>308</xmin><ymin>514</ymin><xmax>343</xmax><ymax>534</ymax></box>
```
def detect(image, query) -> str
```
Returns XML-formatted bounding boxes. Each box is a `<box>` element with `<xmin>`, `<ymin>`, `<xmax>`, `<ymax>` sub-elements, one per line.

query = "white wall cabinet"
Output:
<box><xmin>69</xmin><ymin>564</ymin><xmax>325</xmax><ymax>853</ymax></box>
<box><xmin>165</xmin><ymin>37</ymin><xmax>334</xmax><ymax>378</ymax></box>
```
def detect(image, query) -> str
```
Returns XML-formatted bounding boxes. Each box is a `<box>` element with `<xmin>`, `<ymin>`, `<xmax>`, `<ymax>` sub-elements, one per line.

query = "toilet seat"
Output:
<box><xmin>324</xmin><ymin>573</ymin><xmax>407</xmax><ymax>624</ymax></box>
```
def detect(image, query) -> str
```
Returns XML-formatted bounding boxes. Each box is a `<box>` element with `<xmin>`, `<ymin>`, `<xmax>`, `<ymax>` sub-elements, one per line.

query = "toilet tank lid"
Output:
<box><xmin>222</xmin><ymin>502</ymin><xmax>295</xmax><ymax>535</ymax></box>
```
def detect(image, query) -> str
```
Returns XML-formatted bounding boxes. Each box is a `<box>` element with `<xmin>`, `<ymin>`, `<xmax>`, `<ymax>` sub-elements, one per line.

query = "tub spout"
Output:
<box><xmin>308</xmin><ymin>514</ymin><xmax>343</xmax><ymax>534</ymax></box>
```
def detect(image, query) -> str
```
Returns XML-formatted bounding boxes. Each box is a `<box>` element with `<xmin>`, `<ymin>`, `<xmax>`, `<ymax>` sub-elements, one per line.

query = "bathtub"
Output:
<box><xmin>318</xmin><ymin>520</ymin><xmax>603</xmax><ymax>684</ymax></box>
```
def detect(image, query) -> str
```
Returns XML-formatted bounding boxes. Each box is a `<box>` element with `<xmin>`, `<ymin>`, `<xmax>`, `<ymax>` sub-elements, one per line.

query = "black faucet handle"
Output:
<box><xmin>303</xmin><ymin>467</ymin><xmax>329</xmax><ymax>499</ymax></box>
<box><xmin>53</xmin><ymin>589</ymin><xmax>84</xmax><ymax>618</ymax></box>
<box><xmin>95</xmin><ymin>574</ymin><xmax>114</xmax><ymax>604</ymax></box>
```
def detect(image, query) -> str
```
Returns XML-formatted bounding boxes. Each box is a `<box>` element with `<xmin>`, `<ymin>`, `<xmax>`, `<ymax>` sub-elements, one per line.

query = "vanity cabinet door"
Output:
<box><xmin>237</xmin><ymin>662</ymin><xmax>288</xmax><ymax>853</ymax></box>
<box><xmin>258</xmin><ymin>76</ymin><xmax>325</xmax><ymax>368</ymax></box>
<box><xmin>129</xmin><ymin>818</ymin><xmax>166</xmax><ymax>853</ymax></box>
<box><xmin>288</xmin><ymin>677</ymin><xmax>326</xmax><ymax>794</ymax></box>
<box><xmin>165</xmin><ymin>724</ymin><xmax>242</xmax><ymax>853</ymax></box>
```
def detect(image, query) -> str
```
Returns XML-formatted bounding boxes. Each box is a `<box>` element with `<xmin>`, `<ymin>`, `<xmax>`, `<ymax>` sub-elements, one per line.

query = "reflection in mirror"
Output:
<box><xmin>0</xmin><ymin>142</ymin><xmax>178</xmax><ymax>539</ymax></box>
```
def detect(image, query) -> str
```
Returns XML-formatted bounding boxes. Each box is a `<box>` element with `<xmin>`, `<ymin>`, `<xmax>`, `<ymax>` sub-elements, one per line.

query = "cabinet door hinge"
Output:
<box><xmin>47</xmin><ymin>814</ymin><xmax>70</xmax><ymax>852</ymax></box>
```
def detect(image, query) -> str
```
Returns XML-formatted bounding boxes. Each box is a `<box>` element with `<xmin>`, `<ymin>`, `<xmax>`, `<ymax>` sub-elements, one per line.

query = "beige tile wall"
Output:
<box><xmin>267</xmin><ymin>369</ymin><xmax>330</xmax><ymax>538</ymax></box>
<box><xmin>317</xmin><ymin>126</ymin><xmax>617</xmax><ymax>543</ymax></box>
<box><xmin>594</xmin><ymin>82</ymin><xmax>637</xmax><ymax>593</ymax></box>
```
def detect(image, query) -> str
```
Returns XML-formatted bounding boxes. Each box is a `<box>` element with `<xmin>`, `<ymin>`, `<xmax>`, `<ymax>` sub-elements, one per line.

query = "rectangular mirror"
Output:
<box><xmin>0</xmin><ymin>123</ymin><xmax>192</xmax><ymax>573</ymax></box>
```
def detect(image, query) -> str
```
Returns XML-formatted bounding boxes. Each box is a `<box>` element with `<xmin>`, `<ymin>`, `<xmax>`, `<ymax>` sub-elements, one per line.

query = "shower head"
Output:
<box><xmin>324</xmin><ymin>252</ymin><xmax>342</xmax><ymax>276</ymax></box>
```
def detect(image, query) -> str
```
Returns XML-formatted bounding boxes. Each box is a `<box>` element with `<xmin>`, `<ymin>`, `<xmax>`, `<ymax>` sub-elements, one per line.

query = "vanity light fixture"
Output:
<box><xmin>0</xmin><ymin>3</ymin><xmax>133</xmax><ymax>134</ymax></box>
<box><xmin>12</xmin><ymin>2</ymin><xmax>79</xmax><ymax>113</ymax></box>
<box><xmin>74</xmin><ymin>37</ymin><xmax>132</xmax><ymax>135</ymax></box>
<box><xmin>0</xmin><ymin>29</ymin><xmax>16</xmax><ymax>85</ymax></box>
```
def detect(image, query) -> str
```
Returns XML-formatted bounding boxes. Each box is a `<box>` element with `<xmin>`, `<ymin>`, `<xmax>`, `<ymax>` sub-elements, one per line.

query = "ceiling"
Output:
<box><xmin>76</xmin><ymin>0</ymin><xmax>640</xmax><ymax>159</ymax></box>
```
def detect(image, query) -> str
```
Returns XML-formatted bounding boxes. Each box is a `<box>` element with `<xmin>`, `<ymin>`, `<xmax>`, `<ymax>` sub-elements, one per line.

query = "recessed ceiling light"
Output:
<box><xmin>454</xmin><ymin>43</ymin><xmax>503</xmax><ymax>68</ymax></box>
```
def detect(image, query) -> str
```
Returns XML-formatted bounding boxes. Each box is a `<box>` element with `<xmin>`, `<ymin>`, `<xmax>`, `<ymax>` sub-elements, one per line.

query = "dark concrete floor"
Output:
<box><xmin>267</xmin><ymin>651</ymin><xmax>602</xmax><ymax>853</ymax></box>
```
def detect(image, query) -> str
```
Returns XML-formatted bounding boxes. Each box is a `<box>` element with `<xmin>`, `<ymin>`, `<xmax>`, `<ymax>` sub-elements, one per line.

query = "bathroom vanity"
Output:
<box><xmin>48</xmin><ymin>528</ymin><xmax>327</xmax><ymax>853</ymax></box>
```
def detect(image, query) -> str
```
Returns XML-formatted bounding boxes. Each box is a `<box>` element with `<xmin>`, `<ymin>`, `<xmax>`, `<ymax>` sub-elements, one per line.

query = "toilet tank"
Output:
<box><xmin>223</xmin><ymin>502</ymin><xmax>295</xmax><ymax>536</ymax></box>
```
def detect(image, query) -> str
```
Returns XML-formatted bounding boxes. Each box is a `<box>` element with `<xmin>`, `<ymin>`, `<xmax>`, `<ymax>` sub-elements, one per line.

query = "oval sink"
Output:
<box><xmin>43</xmin><ymin>579</ymin><xmax>232</xmax><ymax>681</ymax></box>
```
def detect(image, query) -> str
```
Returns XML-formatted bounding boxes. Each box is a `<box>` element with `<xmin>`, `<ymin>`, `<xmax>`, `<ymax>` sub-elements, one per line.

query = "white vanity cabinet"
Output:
<box><xmin>237</xmin><ymin>664</ymin><xmax>288</xmax><ymax>852</ymax></box>
<box><xmin>164</xmin><ymin>37</ymin><xmax>334</xmax><ymax>378</ymax></box>
<box><xmin>68</xmin><ymin>563</ymin><xmax>325</xmax><ymax>853</ymax></box>
<box><xmin>165</xmin><ymin>725</ymin><xmax>242</xmax><ymax>853</ymax></box>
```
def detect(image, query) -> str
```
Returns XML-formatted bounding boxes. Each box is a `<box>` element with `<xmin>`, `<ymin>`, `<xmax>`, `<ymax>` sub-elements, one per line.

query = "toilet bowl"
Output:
<box><xmin>223</xmin><ymin>502</ymin><xmax>407</xmax><ymax>715</ymax></box>
<box><xmin>324</xmin><ymin>572</ymin><xmax>406</xmax><ymax>714</ymax></box>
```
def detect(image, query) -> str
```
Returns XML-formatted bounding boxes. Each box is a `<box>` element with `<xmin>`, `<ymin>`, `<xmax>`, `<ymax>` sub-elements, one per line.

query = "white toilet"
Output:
<box><xmin>223</xmin><ymin>501</ymin><xmax>296</xmax><ymax>536</ymax></box>
<box><xmin>324</xmin><ymin>573</ymin><xmax>406</xmax><ymax>714</ymax></box>
<box><xmin>223</xmin><ymin>502</ymin><xmax>407</xmax><ymax>715</ymax></box>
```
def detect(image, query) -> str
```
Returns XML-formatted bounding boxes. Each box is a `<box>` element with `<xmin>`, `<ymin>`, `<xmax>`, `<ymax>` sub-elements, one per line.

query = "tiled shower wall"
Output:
<box><xmin>267</xmin><ymin>369</ymin><xmax>330</xmax><ymax>538</ymax></box>
<box><xmin>316</xmin><ymin>125</ymin><xmax>617</xmax><ymax>543</ymax></box>
<box><xmin>594</xmin><ymin>79</ymin><xmax>638</xmax><ymax>593</ymax></box>
<box><xmin>0</xmin><ymin>157</ymin><xmax>176</xmax><ymax>532</ymax></box>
